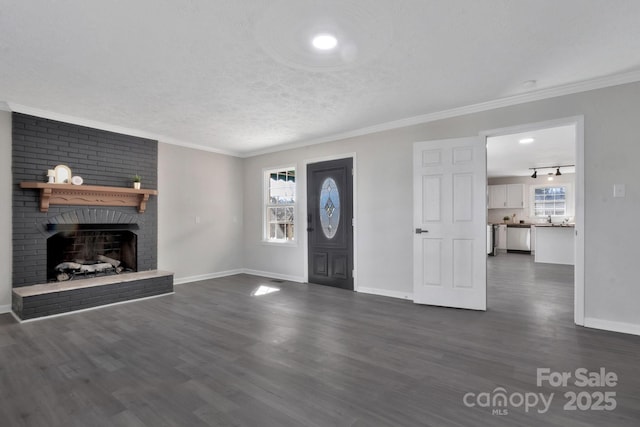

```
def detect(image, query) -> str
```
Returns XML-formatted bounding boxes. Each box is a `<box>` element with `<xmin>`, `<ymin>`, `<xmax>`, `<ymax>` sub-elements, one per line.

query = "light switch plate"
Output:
<box><xmin>613</xmin><ymin>184</ymin><xmax>626</xmax><ymax>198</ymax></box>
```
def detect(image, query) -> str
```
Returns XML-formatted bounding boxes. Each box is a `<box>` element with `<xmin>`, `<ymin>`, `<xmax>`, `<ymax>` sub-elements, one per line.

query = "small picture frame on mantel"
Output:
<box><xmin>54</xmin><ymin>164</ymin><xmax>72</xmax><ymax>184</ymax></box>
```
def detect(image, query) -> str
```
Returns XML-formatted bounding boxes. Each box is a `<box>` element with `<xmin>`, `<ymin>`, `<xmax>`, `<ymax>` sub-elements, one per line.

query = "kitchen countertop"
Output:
<box><xmin>489</xmin><ymin>222</ymin><xmax>575</xmax><ymax>228</ymax></box>
<box><xmin>489</xmin><ymin>223</ymin><xmax>533</xmax><ymax>227</ymax></box>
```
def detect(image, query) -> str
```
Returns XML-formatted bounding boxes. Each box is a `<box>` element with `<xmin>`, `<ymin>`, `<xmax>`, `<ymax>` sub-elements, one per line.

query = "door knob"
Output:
<box><xmin>415</xmin><ymin>228</ymin><xmax>429</xmax><ymax>234</ymax></box>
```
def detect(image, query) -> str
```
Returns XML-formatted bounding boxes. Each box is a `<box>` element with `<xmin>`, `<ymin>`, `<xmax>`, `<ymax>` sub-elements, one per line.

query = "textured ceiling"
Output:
<box><xmin>1</xmin><ymin>0</ymin><xmax>640</xmax><ymax>156</ymax></box>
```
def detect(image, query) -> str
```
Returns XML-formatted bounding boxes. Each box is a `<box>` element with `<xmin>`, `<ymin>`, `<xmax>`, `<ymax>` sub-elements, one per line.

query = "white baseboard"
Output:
<box><xmin>241</xmin><ymin>269</ymin><xmax>305</xmax><ymax>283</ymax></box>
<box><xmin>173</xmin><ymin>269</ymin><xmax>305</xmax><ymax>285</ymax></box>
<box><xmin>158</xmin><ymin>269</ymin><xmax>413</xmax><ymax>302</ymax></box>
<box><xmin>173</xmin><ymin>269</ymin><xmax>244</xmax><ymax>285</ymax></box>
<box><xmin>357</xmin><ymin>287</ymin><xmax>413</xmax><ymax>301</ymax></box>
<box><xmin>584</xmin><ymin>317</ymin><xmax>640</xmax><ymax>336</ymax></box>
<box><xmin>0</xmin><ymin>304</ymin><xmax>11</xmax><ymax>314</ymax></box>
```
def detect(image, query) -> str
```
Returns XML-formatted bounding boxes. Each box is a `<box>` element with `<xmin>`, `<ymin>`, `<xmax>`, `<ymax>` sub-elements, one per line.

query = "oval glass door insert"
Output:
<box><xmin>319</xmin><ymin>177</ymin><xmax>340</xmax><ymax>239</ymax></box>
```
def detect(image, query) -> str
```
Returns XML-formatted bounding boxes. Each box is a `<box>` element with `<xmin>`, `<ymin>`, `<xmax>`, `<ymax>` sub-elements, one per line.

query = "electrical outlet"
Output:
<box><xmin>613</xmin><ymin>184</ymin><xmax>626</xmax><ymax>198</ymax></box>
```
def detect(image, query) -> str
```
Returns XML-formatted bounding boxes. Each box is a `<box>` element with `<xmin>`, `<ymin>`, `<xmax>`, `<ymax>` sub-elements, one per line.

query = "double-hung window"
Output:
<box><xmin>264</xmin><ymin>167</ymin><xmax>296</xmax><ymax>242</ymax></box>
<box><xmin>533</xmin><ymin>185</ymin><xmax>568</xmax><ymax>217</ymax></box>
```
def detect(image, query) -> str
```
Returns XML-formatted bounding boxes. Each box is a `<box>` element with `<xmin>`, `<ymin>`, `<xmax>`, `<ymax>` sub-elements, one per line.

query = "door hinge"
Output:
<box><xmin>352</xmin><ymin>168</ymin><xmax>354</xmax><ymax>176</ymax></box>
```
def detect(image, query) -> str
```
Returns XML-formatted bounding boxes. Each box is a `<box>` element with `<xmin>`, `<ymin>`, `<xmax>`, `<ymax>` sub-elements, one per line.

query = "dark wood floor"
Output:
<box><xmin>1</xmin><ymin>254</ymin><xmax>639</xmax><ymax>426</ymax></box>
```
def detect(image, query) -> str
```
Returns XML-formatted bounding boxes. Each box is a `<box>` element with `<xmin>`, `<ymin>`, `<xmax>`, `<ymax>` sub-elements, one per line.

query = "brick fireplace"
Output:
<box><xmin>11</xmin><ymin>113</ymin><xmax>172</xmax><ymax>320</ymax></box>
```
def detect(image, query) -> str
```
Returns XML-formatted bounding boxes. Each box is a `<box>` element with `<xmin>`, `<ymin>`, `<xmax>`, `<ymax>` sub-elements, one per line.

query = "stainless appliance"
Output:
<box><xmin>487</xmin><ymin>224</ymin><xmax>498</xmax><ymax>256</ymax></box>
<box><xmin>507</xmin><ymin>225</ymin><xmax>531</xmax><ymax>253</ymax></box>
<box><xmin>487</xmin><ymin>225</ymin><xmax>494</xmax><ymax>256</ymax></box>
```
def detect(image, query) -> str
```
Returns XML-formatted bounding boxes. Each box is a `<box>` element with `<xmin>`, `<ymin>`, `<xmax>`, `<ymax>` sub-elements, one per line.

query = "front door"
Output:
<box><xmin>307</xmin><ymin>158</ymin><xmax>354</xmax><ymax>290</ymax></box>
<box><xmin>413</xmin><ymin>137</ymin><xmax>487</xmax><ymax>310</ymax></box>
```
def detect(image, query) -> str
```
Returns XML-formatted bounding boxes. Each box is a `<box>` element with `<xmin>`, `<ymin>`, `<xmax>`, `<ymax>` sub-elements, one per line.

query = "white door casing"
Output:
<box><xmin>480</xmin><ymin>115</ymin><xmax>584</xmax><ymax>325</ymax></box>
<box><xmin>413</xmin><ymin>137</ymin><xmax>487</xmax><ymax>310</ymax></box>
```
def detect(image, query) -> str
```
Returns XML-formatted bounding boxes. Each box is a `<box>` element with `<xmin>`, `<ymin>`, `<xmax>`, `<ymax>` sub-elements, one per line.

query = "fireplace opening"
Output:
<box><xmin>47</xmin><ymin>224</ymin><xmax>138</xmax><ymax>282</ymax></box>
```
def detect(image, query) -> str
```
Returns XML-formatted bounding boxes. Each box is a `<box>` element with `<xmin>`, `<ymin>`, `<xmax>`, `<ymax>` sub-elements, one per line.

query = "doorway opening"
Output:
<box><xmin>483</xmin><ymin>117</ymin><xmax>584</xmax><ymax>325</ymax></box>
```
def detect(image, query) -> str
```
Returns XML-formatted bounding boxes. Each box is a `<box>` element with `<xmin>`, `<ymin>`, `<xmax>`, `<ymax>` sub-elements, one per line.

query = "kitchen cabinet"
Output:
<box><xmin>488</xmin><ymin>185</ymin><xmax>507</xmax><ymax>209</ymax></box>
<box><xmin>488</xmin><ymin>184</ymin><xmax>526</xmax><ymax>209</ymax></box>
<box><xmin>530</xmin><ymin>225</ymin><xmax>536</xmax><ymax>254</ymax></box>
<box><xmin>506</xmin><ymin>184</ymin><xmax>526</xmax><ymax>208</ymax></box>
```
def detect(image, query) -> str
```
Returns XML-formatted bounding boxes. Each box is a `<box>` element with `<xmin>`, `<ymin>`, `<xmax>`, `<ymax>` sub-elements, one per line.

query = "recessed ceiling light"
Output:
<box><xmin>312</xmin><ymin>34</ymin><xmax>338</xmax><ymax>51</ymax></box>
<box><xmin>519</xmin><ymin>138</ymin><xmax>535</xmax><ymax>144</ymax></box>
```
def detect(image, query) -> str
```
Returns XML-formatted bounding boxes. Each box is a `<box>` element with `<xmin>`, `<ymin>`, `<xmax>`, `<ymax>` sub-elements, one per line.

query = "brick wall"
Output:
<box><xmin>12</xmin><ymin>113</ymin><xmax>158</xmax><ymax>287</ymax></box>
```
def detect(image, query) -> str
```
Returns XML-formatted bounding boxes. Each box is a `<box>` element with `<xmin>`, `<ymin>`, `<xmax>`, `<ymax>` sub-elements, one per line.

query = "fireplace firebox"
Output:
<box><xmin>46</xmin><ymin>224</ymin><xmax>138</xmax><ymax>282</ymax></box>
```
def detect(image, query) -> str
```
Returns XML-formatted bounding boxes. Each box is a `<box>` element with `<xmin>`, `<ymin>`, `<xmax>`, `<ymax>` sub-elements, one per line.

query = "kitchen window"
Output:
<box><xmin>532</xmin><ymin>185</ymin><xmax>568</xmax><ymax>217</ymax></box>
<box><xmin>264</xmin><ymin>167</ymin><xmax>296</xmax><ymax>242</ymax></box>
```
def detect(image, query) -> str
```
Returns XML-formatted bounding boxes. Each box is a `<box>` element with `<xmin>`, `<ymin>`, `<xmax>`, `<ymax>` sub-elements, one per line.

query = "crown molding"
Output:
<box><xmin>4</xmin><ymin>69</ymin><xmax>640</xmax><ymax>159</ymax></box>
<box><xmin>3</xmin><ymin>102</ymin><xmax>243</xmax><ymax>157</ymax></box>
<box><xmin>241</xmin><ymin>69</ymin><xmax>640</xmax><ymax>157</ymax></box>
<box><xmin>157</xmin><ymin>137</ymin><xmax>241</xmax><ymax>158</ymax></box>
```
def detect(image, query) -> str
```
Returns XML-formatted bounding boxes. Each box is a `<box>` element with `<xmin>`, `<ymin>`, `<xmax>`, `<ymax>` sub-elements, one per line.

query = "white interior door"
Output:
<box><xmin>413</xmin><ymin>137</ymin><xmax>487</xmax><ymax>310</ymax></box>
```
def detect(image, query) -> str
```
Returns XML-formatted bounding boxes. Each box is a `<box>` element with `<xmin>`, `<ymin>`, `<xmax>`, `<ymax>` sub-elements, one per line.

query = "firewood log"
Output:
<box><xmin>97</xmin><ymin>255</ymin><xmax>121</xmax><ymax>268</ymax></box>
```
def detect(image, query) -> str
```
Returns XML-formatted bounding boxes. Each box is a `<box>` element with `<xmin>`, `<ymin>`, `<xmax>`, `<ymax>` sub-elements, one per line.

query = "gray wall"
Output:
<box><xmin>2</xmin><ymin>82</ymin><xmax>639</xmax><ymax>332</ymax></box>
<box><xmin>243</xmin><ymin>81</ymin><xmax>640</xmax><ymax>328</ymax></box>
<box><xmin>0</xmin><ymin>111</ymin><xmax>11</xmax><ymax>310</ymax></box>
<box><xmin>157</xmin><ymin>143</ymin><xmax>244</xmax><ymax>283</ymax></box>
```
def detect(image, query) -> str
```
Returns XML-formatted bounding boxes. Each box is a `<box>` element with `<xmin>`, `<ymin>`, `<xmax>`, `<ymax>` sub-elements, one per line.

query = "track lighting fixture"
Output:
<box><xmin>528</xmin><ymin>164</ymin><xmax>573</xmax><ymax>179</ymax></box>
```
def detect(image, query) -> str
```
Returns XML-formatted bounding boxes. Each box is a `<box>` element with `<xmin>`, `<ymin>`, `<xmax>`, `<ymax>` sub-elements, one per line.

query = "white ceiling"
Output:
<box><xmin>486</xmin><ymin>125</ymin><xmax>576</xmax><ymax>178</ymax></box>
<box><xmin>1</xmin><ymin>1</ymin><xmax>640</xmax><ymax>156</ymax></box>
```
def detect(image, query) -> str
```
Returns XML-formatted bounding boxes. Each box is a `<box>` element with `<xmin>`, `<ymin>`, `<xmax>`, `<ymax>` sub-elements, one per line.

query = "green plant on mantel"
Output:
<box><xmin>133</xmin><ymin>174</ymin><xmax>142</xmax><ymax>183</ymax></box>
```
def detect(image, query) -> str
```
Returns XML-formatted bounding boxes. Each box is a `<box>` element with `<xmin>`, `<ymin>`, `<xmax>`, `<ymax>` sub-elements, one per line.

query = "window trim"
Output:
<box><xmin>529</xmin><ymin>183</ymin><xmax>573</xmax><ymax>218</ymax></box>
<box><xmin>262</xmin><ymin>165</ymin><xmax>298</xmax><ymax>245</ymax></box>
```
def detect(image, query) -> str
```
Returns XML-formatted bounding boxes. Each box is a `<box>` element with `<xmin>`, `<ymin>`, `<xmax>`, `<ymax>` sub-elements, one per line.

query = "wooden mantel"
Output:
<box><xmin>20</xmin><ymin>182</ymin><xmax>158</xmax><ymax>213</ymax></box>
